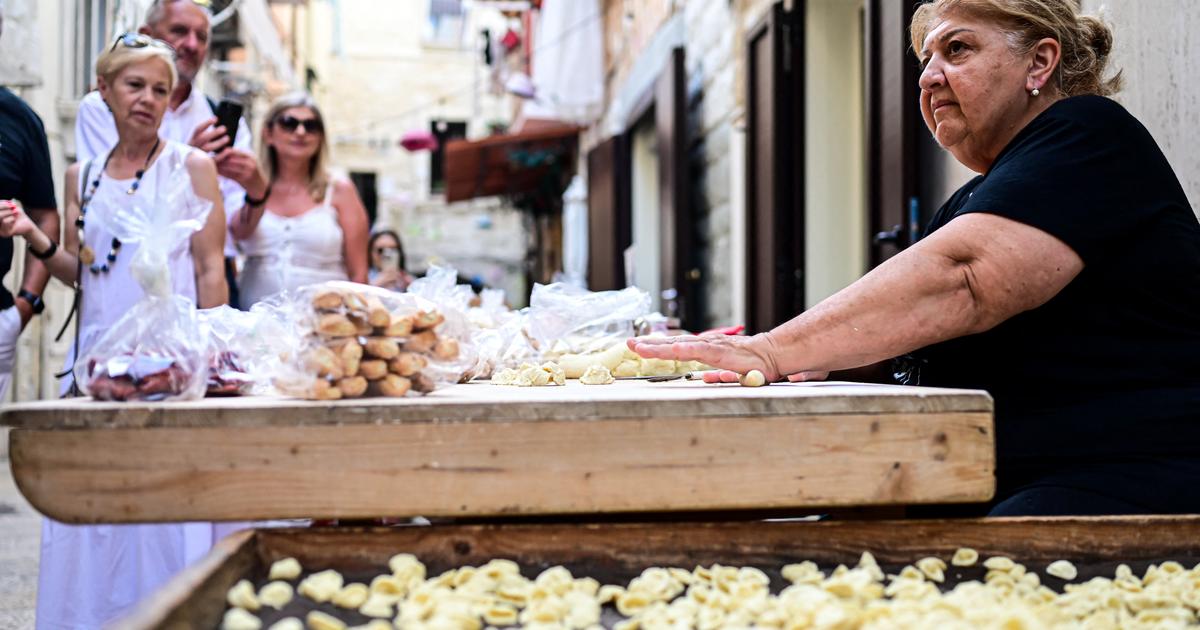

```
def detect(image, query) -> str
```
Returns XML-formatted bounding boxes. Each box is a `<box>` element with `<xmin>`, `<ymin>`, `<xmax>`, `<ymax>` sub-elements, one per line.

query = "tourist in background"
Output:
<box><xmin>225</xmin><ymin>92</ymin><xmax>370</xmax><ymax>308</ymax></box>
<box><xmin>368</xmin><ymin>228</ymin><xmax>415</xmax><ymax>292</ymax></box>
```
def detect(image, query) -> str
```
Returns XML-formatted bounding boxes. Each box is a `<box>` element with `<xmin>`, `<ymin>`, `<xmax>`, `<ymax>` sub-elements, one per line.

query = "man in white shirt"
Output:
<box><xmin>75</xmin><ymin>0</ymin><xmax>268</xmax><ymax>308</ymax></box>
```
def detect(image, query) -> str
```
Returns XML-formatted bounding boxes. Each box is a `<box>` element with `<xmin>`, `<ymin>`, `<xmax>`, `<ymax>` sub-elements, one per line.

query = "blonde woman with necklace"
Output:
<box><xmin>0</xmin><ymin>34</ymin><xmax>229</xmax><ymax>627</ymax></box>
<box><xmin>223</xmin><ymin>91</ymin><xmax>370</xmax><ymax>307</ymax></box>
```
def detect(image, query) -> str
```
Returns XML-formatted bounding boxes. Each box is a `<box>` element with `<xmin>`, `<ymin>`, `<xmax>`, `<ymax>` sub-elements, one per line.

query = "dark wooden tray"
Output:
<box><xmin>115</xmin><ymin>516</ymin><xmax>1200</xmax><ymax>629</ymax></box>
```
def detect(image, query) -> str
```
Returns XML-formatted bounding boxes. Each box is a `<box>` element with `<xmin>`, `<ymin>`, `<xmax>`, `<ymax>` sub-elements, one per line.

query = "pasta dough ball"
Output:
<box><xmin>226</xmin><ymin>578</ymin><xmax>260</xmax><ymax>611</ymax></box>
<box><xmin>298</xmin><ymin>569</ymin><xmax>344</xmax><ymax>603</ymax></box>
<box><xmin>269</xmin><ymin>557</ymin><xmax>303</xmax><ymax>581</ymax></box>
<box><xmin>739</xmin><ymin>370</ymin><xmax>767</xmax><ymax>387</ymax></box>
<box><xmin>266</xmin><ymin>619</ymin><xmax>302</xmax><ymax>630</ymax></box>
<box><xmin>258</xmin><ymin>581</ymin><xmax>294</xmax><ymax>610</ymax></box>
<box><xmin>1046</xmin><ymin>559</ymin><xmax>1078</xmax><ymax>581</ymax></box>
<box><xmin>332</xmin><ymin>583</ymin><xmax>370</xmax><ymax>609</ymax></box>
<box><xmin>305</xmin><ymin>611</ymin><xmax>346</xmax><ymax>630</ymax></box>
<box><xmin>580</xmin><ymin>364</ymin><xmax>615</xmax><ymax>385</ymax></box>
<box><xmin>491</xmin><ymin>368</ymin><xmax>519</xmax><ymax>385</ymax></box>
<box><xmin>542</xmin><ymin>362</ymin><xmax>566</xmax><ymax>385</ymax></box>
<box><xmin>613</xmin><ymin>359</ymin><xmax>640</xmax><ymax>378</ymax></box>
<box><xmin>951</xmin><ymin>547</ymin><xmax>979</xmax><ymax>567</ymax></box>
<box><xmin>221</xmin><ymin>607</ymin><xmax>262</xmax><ymax>630</ymax></box>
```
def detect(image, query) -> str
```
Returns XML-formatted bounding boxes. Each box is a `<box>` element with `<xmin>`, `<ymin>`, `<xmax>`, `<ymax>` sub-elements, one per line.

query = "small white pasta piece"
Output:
<box><xmin>346</xmin><ymin>622</ymin><xmax>392</xmax><ymax>630</ymax></box>
<box><xmin>916</xmin><ymin>557</ymin><xmax>947</xmax><ymax>583</ymax></box>
<box><xmin>305</xmin><ymin>611</ymin><xmax>346</xmax><ymax>630</ymax></box>
<box><xmin>1046</xmin><ymin>559</ymin><xmax>1079</xmax><ymax>581</ymax></box>
<box><xmin>331</xmin><ymin>583</ymin><xmax>369</xmax><ymax>609</ymax></box>
<box><xmin>221</xmin><ymin>608</ymin><xmax>262</xmax><ymax>630</ymax></box>
<box><xmin>257</xmin><ymin>581</ymin><xmax>294</xmax><ymax>610</ymax></box>
<box><xmin>951</xmin><ymin>547</ymin><xmax>979</xmax><ymax>567</ymax></box>
<box><xmin>370</xmin><ymin>574</ymin><xmax>407</xmax><ymax>601</ymax></box>
<box><xmin>482</xmin><ymin>603</ymin><xmax>519</xmax><ymax>626</ymax></box>
<box><xmin>616</xmin><ymin>590</ymin><xmax>651</xmax><ymax>616</ymax></box>
<box><xmin>265</xmin><ymin>618</ymin><xmax>302</xmax><ymax>630</ymax></box>
<box><xmin>596</xmin><ymin>584</ymin><xmax>624</xmax><ymax>604</ymax></box>
<box><xmin>226</xmin><ymin>579</ymin><xmax>261</xmax><ymax>611</ymax></box>
<box><xmin>983</xmin><ymin>556</ymin><xmax>1016</xmax><ymax>572</ymax></box>
<box><xmin>298</xmin><ymin>569</ymin><xmax>344</xmax><ymax>603</ymax></box>
<box><xmin>358</xmin><ymin>592</ymin><xmax>394</xmax><ymax>618</ymax></box>
<box><xmin>268</xmin><ymin>557</ymin><xmax>303</xmax><ymax>581</ymax></box>
<box><xmin>388</xmin><ymin>553</ymin><xmax>426</xmax><ymax>580</ymax></box>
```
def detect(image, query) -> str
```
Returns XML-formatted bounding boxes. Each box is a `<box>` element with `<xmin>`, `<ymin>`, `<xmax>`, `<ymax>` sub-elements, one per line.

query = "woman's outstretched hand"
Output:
<box><xmin>627</xmin><ymin>333</ymin><xmax>829</xmax><ymax>384</ymax></box>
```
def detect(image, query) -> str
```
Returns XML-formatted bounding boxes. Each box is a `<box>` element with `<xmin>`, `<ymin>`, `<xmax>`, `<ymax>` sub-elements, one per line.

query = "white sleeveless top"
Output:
<box><xmin>62</xmin><ymin>140</ymin><xmax>201</xmax><ymax>394</ymax></box>
<box><xmin>237</xmin><ymin>181</ymin><xmax>349</xmax><ymax>308</ymax></box>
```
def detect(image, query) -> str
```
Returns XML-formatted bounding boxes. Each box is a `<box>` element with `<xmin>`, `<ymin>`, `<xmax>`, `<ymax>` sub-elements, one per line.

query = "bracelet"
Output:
<box><xmin>29</xmin><ymin>239</ymin><xmax>58</xmax><ymax>260</ymax></box>
<box><xmin>244</xmin><ymin>184</ymin><xmax>272</xmax><ymax>207</ymax></box>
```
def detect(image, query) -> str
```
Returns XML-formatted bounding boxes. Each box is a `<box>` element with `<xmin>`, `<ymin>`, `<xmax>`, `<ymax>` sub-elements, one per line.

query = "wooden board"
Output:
<box><xmin>116</xmin><ymin>516</ymin><xmax>1200</xmax><ymax>629</ymax></box>
<box><xmin>3</xmin><ymin>381</ymin><xmax>995</xmax><ymax>523</ymax></box>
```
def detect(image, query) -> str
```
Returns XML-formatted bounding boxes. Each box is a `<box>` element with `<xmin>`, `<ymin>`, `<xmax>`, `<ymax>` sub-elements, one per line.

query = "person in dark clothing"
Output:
<box><xmin>628</xmin><ymin>0</ymin><xmax>1200</xmax><ymax>516</ymax></box>
<box><xmin>0</xmin><ymin>2</ymin><xmax>61</xmax><ymax>398</ymax></box>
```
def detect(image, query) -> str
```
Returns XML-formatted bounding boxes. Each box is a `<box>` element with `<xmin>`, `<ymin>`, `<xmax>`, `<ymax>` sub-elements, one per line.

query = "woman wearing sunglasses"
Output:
<box><xmin>226</xmin><ymin>92</ymin><xmax>370</xmax><ymax>307</ymax></box>
<box><xmin>368</xmin><ymin>228</ymin><xmax>416</xmax><ymax>292</ymax></box>
<box><xmin>0</xmin><ymin>34</ymin><xmax>231</xmax><ymax>628</ymax></box>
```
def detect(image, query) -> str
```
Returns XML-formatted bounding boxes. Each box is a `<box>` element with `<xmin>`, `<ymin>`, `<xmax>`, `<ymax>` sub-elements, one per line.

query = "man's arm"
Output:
<box><xmin>16</xmin><ymin>104</ymin><xmax>62</xmax><ymax>327</ymax></box>
<box><xmin>14</xmin><ymin>208</ymin><xmax>59</xmax><ymax>326</ymax></box>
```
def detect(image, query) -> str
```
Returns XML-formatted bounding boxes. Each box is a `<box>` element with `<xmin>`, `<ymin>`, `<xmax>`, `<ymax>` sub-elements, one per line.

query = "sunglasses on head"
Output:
<box><xmin>110</xmin><ymin>32</ymin><xmax>177</xmax><ymax>56</ymax></box>
<box><xmin>274</xmin><ymin>115</ymin><xmax>324</xmax><ymax>134</ymax></box>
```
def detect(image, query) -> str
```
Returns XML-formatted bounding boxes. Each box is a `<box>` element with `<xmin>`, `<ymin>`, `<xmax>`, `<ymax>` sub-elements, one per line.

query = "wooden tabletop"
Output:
<box><xmin>3</xmin><ymin>381</ymin><xmax>996</xmax><ymax>523</ymax></box>
<box><xmin>0</xmin><ymin>379</ymin><xmax>992</xmax><ymax>429</ymax></box>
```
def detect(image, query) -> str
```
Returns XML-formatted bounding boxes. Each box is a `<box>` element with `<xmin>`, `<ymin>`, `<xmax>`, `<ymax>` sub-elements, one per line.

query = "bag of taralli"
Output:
<box><xmin>74</xmin><ymin>152</ymin><xmax>212</xmax><ymax>402</ymax></box>
<box><xmin>270</xmin><ymin>281</ymin><xmax>475</xmax><ymax>400</ymax></box>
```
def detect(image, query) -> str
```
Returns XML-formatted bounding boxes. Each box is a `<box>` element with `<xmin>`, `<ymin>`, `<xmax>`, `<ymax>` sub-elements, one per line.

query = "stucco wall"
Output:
<box><xmin>1081</xmin><ymin>0</ymin><xmax>1200</xmax><ymax>216</ymax></box>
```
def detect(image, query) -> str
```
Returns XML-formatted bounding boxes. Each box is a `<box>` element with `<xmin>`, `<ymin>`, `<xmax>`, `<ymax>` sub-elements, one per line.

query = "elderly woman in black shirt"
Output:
<box><xmin>630</xmin><ymin>0</ymin><xmax>1200</xmax><ymax>516</ymax></box>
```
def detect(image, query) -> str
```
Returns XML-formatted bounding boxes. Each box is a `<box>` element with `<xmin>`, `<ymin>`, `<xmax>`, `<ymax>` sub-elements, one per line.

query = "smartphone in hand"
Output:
<box><xmin>213</xmin><ymin>99</ymin><xmax>244</xmax><ymax>147</ymax></box>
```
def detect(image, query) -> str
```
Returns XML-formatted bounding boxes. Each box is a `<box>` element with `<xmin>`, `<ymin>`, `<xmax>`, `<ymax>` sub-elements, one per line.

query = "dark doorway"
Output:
<box><xmin>350</xmin><ymin>171</ymin><xmax>378</xmax><ymax>226</ymax></box>
<box><xmin>745</xmin><ymin>1</ymin><xmax>806</xmax><ymax>334</ymax></box>
<box><xmin>430</xmin><ymin>120</ymin><xmax>468</xmax><ymax>194</ymax></box>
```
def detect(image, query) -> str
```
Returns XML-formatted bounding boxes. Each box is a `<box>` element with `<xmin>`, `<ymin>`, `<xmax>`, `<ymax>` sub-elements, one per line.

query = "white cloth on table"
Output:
<box><xmin>75</xmin><ymin>88</ymin><xmax>249</xmax><ymax>257</ymax></box>
<box><xmin>236</xmin><ymin>181</ymin><xmax>348</xmax><ymax>308</ymax></box>
<box><xmin>38</xmin><ymin>140</ymin><xmax>248</xmax><ymax>630</ymax></box>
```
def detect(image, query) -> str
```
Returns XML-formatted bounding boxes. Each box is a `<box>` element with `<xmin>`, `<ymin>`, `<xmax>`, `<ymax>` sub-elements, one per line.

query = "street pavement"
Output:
<box><xmin>0</xmin><ymin>428</ymin><xmax>39</xmax><ymax>628</ymax></box>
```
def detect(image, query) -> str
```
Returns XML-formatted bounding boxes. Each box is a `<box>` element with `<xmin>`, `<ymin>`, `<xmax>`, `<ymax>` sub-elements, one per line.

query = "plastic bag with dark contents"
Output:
<box><xmin>197</xmin><ymin>306</ymin><xmax>265</xmax><ymax>396</ymax></box>
<box><xmin>264</xmin><ymin>281</ymin><xmax>477</xmax><ymax>400</ymax></box>
<box><xmin>74</xmin><ymin>152</ymin><xmax>212</xmax><ymax>401</ymax></box>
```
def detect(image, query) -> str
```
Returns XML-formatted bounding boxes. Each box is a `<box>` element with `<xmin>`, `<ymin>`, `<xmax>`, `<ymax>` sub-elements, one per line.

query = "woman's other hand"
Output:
<box><xmin>372</xmin><ymin>268</ymin><xmax>411</xmax><ymax>291</ymax></box>
<box><xmin>627</xmin><ymin>333</ymin><xmax>785</xmax><ymax>382</ymax></box>
<box><xmin>0</xmin><ymin>201</ymin><xmax>37</xmax><ymax>238</ymax></box>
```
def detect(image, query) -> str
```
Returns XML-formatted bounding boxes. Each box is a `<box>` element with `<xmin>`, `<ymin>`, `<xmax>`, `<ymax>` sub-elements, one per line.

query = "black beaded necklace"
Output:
<box><xmin>77</xmin><ymin>137</ymin><xmax>160</xmax><ymax>274</ymax></box>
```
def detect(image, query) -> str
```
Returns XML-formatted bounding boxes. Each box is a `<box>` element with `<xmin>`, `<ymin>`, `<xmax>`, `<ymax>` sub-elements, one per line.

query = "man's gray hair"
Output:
<box><xmin>144</xmin><ymin>0</ymin><xmax>211</xmax><ymax>27</ymax></box>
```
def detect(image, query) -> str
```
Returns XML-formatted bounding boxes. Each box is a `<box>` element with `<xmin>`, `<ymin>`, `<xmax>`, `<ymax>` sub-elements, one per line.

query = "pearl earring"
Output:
<box><xmin>1031</xmin><ymin>88</ymin><xmax>1041</xmax><ymax>97</ymax></box>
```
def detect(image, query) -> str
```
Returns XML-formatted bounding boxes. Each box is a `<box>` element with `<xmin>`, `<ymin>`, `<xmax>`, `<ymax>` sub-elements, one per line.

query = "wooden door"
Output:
<box><xmin>587</xmin><ymin>135</ymin><xmax>632</xmax><ymax>290</ymax></box>
<box><xmin>864</xmin><ymin>0</ymin><xmax>923</xmax><ymax>266</ymax></box>
<box><xmin>656</xmin><ymin>47</ymin><xmax>699</xmax><ymax>328</ymax></box>
<box><xmin>745</xmin><ymin>1</ymin><xmax>805</xmax><ymax>334</ymax></box>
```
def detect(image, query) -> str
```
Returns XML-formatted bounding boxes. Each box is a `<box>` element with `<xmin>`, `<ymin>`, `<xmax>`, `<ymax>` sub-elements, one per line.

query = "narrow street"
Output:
<box><xmin>0</xmin><ymin>428</ymin><xmax>39</xmax><ymax>628</ymax></box>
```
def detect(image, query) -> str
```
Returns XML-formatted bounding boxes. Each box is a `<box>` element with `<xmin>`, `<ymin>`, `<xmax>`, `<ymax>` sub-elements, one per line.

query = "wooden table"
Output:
<box><xmin>1</xmin><ymin>380</ymin><xmax>994</xmax><ymax>523</ymax></box>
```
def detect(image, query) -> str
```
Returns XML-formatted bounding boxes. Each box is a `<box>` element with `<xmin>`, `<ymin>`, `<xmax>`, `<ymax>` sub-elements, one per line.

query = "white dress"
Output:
<box><xmin>39</xmin><ymin>141</ymin><xmax>246</xmax><ymax>630</ymax></box>
<box><xmin>237</xmin><ymin>181</ymin><xmax>349</xmax><ymax>308</ymax></box>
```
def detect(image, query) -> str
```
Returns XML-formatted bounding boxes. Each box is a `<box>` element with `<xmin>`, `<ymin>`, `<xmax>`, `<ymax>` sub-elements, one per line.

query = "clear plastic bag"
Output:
<box><xmin>197</xmin><ymin>305</ymin><xmax>263</xmax><ymax>396</ymax></box>
<box><xmin>75</xmin><ymin>153</ymin><xmax>212</xmax><ymax>402</ymax></box>
<box><xmin>267</xmin><ymin>281</ymin><xmax>476</xmax><ymax>399</ymax></box>
<box><xmin>525</xmin><ymin>283</ymin><xmax>652</xmax><ymax>356</ymax></box>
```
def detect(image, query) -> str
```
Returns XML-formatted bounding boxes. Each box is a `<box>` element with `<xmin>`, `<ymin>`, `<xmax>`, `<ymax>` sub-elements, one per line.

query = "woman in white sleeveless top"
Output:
<box><xmin>0</xmin><ymin>35</ymin><xmax>231</xmax><ymax>628</ymax></box>
<box><xmin>225</xmin><ymin>92</ymin><xmax>370</xmax><ymax>307</ymax></box>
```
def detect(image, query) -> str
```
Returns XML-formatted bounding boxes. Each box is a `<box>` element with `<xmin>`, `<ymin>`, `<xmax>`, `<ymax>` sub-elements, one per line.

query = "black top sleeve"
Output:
<box><xmin>952</xmin><ymin>96</ymin><xmax>1187</xmax><ymax>264</ymax></box>
<box><xmin>19</xmin><ymin>106</ymin><xmax>57</xmax><ymax>210</ymax></box>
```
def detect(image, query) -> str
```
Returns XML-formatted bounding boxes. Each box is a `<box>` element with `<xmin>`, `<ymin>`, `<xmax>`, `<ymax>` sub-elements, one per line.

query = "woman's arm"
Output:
<box><xmin>332</xmin><ymin>177</ymin><xmax>370</xmax><ymax>284</ymax></box>
<box><xmin>217</xmin><ymin>148</ymin><xmax>271</xmax><ymax>241</ymax></box>
<box><xmin>186</xmin><ymin>152</ymin><xmax>230</xmax><ymax>308</ymax></box>
<box><xmin>0</xmin><ymin>165</ymin><xmax>83</xmax><ymax>285</ymax></box>
<box><xmin>631</xmin><ymin>213</ymin><xmax>1084</xmax><ymax>380</ymax></box>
